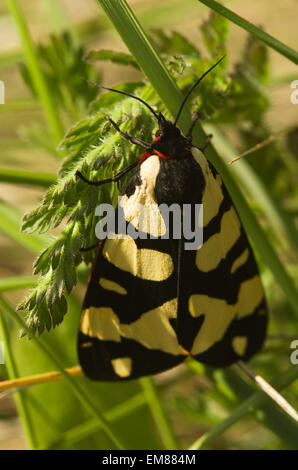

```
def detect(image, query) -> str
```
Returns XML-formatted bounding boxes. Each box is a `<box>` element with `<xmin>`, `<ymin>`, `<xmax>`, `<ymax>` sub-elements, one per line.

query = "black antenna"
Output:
<box><xmin>84</xmin><ymin>78</ymin><xmax>163</xmax><ymax>122</ymax></box>
<box><xmin>173</xmin><ymin>55</ymin><xmax>225</xmax><ymax>127</ymax></box>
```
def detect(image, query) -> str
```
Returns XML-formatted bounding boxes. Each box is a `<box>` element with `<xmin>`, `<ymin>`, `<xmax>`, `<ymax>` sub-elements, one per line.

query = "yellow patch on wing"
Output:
<box><xmin>80</xmin><ymin>307</ymin><xmax>121</xmax><ymax>342</ymax></box>
<box><xmin>232</xmin><ymin>336</ymin><xmax>248</xmax><ymax>356</ymax></box>
<box><xmin>120</xmin><ymin>155</ymin><xmax>166</xmax><ymax>237</ymax></box>
<box><xmin>99</xmin><ymin>277</ymin><xmax>127</xmax><ymax>295</ymax></box>
<box><xmin>80</xmin><ymin>299</ymin><xmax>184</xmax><ymax>356</ymax></box>
<box><xmin>230</xmin><ymin>249</ymin><xmax>249</xmax><ymax>274</ymax></box>
<box><xmin>191</xmin><ymin>147</ymin><xmax>224</xmax><ymax>227</ymax></box>
<box><xmin>189</xmin><ymin>275</ymin><xmax>264</xmax><ymax>355</ymax></box>
<box><xmin>103</xmin><ymin>234</ymin><xmax>174</xmax><ymax>281</ymax></box>
<box><xmin>111</xmin><ymin>357</ymin><xmax>132</xmax><ymax>378</ymax></box>
<box><xmin>196</xmin><ymin>207</ymin><xmax>241</xmax><ymax>272</ymax></box>
<box><xmin>120</xmin><ymin>298</ymin><xmax>182</xmax><ymax>355</ymax></box>
<box><xmin>237</xmin><ymin>276</ymin><xmax>265</xmax><ymax>318</ymax></box>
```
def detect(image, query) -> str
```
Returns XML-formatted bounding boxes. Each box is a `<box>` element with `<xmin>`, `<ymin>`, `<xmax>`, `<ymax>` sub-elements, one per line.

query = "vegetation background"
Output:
<box><xmin>0</xmin><ymin>0</ymin><xmax>297</xmax><ymax>450</ymax></box>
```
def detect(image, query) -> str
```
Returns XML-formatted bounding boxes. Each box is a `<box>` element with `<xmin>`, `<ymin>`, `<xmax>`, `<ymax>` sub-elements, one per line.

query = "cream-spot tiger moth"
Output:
<box><xmin>77</xmin><ymin>58</ymin><xmax>267</xmax><ymax>381</ymax></box>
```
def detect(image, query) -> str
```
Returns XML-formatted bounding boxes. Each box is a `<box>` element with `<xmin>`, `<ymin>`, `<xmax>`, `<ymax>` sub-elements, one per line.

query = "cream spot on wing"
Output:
<box><xmin>189</xmin><ymin>296</ymin><xmax>235</xmax><ymax>355</ymax></box>
<box><xmin>189</xmin><ymin>275</ymin><xmax>264</xmax><ymax>355</ymax></box>
<box><xmin>191</xmin><ymin>147</ymin><xmax>224</xmax><ymax>227</ymax></box>
<box><xmin>120</xmin><ymin>155</ymin><xmax>166</xmax><ymax>237</ymax></box>
<box><xmin>111</xmin><ymin>357</ymin><xmax>132</xmax><ymax>378</ymax></box>
<box><xmin>80</xmin><ymin>299</ymin><xmax>183</xmax><ymax>356</ymax></box>
<box><xmin>120</xmin><ymin>298</ymin><xmax>183</xmax><ymax>355</ymax></box>
<box><xmin>80</xmin><ymin>307</ymin><xmax>121</xmax><ymax>342</ymax></box>
<box><xmin>103</xmin><ymin>234</ymin><xmax>173</xmax><ymax>281</ymax></box>
<box><xmin>196</xmin><ymin>207</ymin><xmax>241</xmax><ymax>272</ymax></box>
<box><xmin>99</xmin><ymin>277</ymin><xmax>127</xmax><ymax>295</ymax></box>
<box><xmin>139</xmin><ymin>154</ymin><xmax>160</xmax><ymax>190</ymax></box>
<box><xmin>237</xmin><ymin>276</ymin><xmax>264</xmax><ymax>318</ymax></box>
<box><xmin>230</xmin><ymin>249</ymin><xmax>249</xmax><ymax>274</ymax></box>
<box><xmin>232</xmin><ymin>336</ymin><xmax>248</xmax><ymax>356</ymax></box>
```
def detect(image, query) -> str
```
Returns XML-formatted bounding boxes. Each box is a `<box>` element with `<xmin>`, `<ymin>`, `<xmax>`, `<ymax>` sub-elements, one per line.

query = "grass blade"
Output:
<box><xmin>5</xmin><ymin>0</ymin><xmax>65</xmax><ymax>145</ymax></box>
<box><xmin>38</xmin><ymin>393</ymin><xmax>146</xmax><ymax>450</ymax></box>
<box><xmin>0</xmin><ymin>295</ymin><xmax>125</xmax><ymax>450</ymax></box>
<box><xmin>0</xmin><ymin>276</ymin><xmax>37</xmax><ymax>292</ymax></box>
<box><xmin>188</xmin><ymin>362</ymin><xmax>298</xmax><ymax>449</ymax></box>
<box><xmin>0</xmin><ymin>307</ymin><xmax>36</xmax><ymax>447</ymax></box>
<box><xmin>0</xmin><ymin>200</ymin><xmax>48</xmax><ymax>253</ymax></box>
<box><xmin>197</xmin><ymin>0</ymin><xmax>298</xmax><ymax>64</ymax></box>
<box><xmin>0</xmin><ymin>168</ymin><xmax>56</xmax><ymax>188</ymax></box>
<box><xmin>140</xmin><ymin>377</ymin><xmax>179</xmax><ymax>450</ymax></box>
<box><xmin>237</xmin><ymin>360</ymin><xmax>298</xmax><ymax>423</ymax></box>
<box><xmin>97</xmin><ymin>0</ymin><xmax>190</xmax><ymax>126</ymax></box>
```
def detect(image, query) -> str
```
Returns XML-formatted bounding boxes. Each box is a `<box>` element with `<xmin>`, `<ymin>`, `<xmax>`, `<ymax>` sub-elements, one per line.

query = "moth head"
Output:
<box><xmin>152</xmin><ymin>118</ymin><xmax>190</xmax><ymax>158</ymax></box>
<box><xmin>155</xmin><ymin>119</ymin><xmax>182</xmax><ymax>139</ymax></box>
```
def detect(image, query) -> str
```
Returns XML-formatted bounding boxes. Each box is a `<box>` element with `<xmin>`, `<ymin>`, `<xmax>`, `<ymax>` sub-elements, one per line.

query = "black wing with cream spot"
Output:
<box><xmin>174</xmin><ymin>148</ymin><xmax>268</xmax><ymax>366</ymax></box>
<box><xmin>78</xmin><ymin>156</ymin><xmax>188</xmax><ymax>381</ymax></box>
<box><xmin>78</xmin><ymin>234</ymin><xmax>188</xmax><ymax>380</ymax></box>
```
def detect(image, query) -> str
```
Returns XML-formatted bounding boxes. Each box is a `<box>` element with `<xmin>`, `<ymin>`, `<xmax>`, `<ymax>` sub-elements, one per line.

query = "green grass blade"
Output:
<box><xmin>5</xmin><ymin>0</ymin><xmax>65</xmax><ymax>145</ymax></box>
<box><xmin>0</xmin><ymin>200</ymin><xmax>48</xmax><ymax>253</ymax></box>
<box><xmin>0</xmin><ymin>168</ymin><xmax>56</xmax><ymax>188</ymax></box>
<box><xmin>0</xmin><ymin>0</ymin><xmax>201</xmax><ymax>72</ymax></box>
<box><xmin>188</xmin><ymin>362</ymin><xmax>298</xmax><ymax>449</ymax></box>
<box><xmin>0</xmin><ymin>306</ymin><xmax>36</xmax><ymax>447</ymax></box>
<box><xmin>0</xmin><ymin>276</ymin><xmax>37</xmax><ymax>292</ymax></box>
<box><xmin>0</xmin><ymin>295</ymin><xmax>125</xmax><ymax>450</ymax></box>
<box><xmin>197</xmin><ymin>0</ymin><xmax>298</xmax><ymax>65</ymax></box>
<box><xmin>140</xmin><ymin>377</ymin><xmax>179</xmax><ymax>450</ymax></box>
<box><xmin>97</xmin><ymin>0</ymin><xmax>190</xmax><ymax>127</ymax></box>
<box><xmin>38</xmin><ymin>392</ymin><xmax>146</xmax><ymax>450</ymax></box>
<box><xmin>230</xmin><ymin>368</ymin><xmax>298</xmax><ymax>448</ymax></box>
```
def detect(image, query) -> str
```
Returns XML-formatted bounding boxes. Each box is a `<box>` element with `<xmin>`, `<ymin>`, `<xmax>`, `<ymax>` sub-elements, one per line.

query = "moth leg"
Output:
<box><xmin>105</xmin><ymin>115</ymin><xmax>150</xmax><ymax>149</ymax></box>
<box><xmin>199</xmin><ymin>134</ymin><xmax>213</xmax><ymax>152</ymax></box>
<box><xmin>76</xmin><ymin>160</ymin><xmax>139</xmax><ymax>187</ymax></box>
<box><xmin>80</xmin><ymin>243</ymin><xmax>98</xmax><ymax>252</ymax></box>
<box><xmin>186</xmin><ymin>112</ymin><xmax>205</xmax><ymax>140</ymax></box>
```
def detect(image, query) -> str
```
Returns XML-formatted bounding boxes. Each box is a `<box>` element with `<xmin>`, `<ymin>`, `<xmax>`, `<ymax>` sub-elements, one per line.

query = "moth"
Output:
<box><xmin>77</xmin><ymin>58</ymin><xmax>268</xmax><ymax>381</ymax></box>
